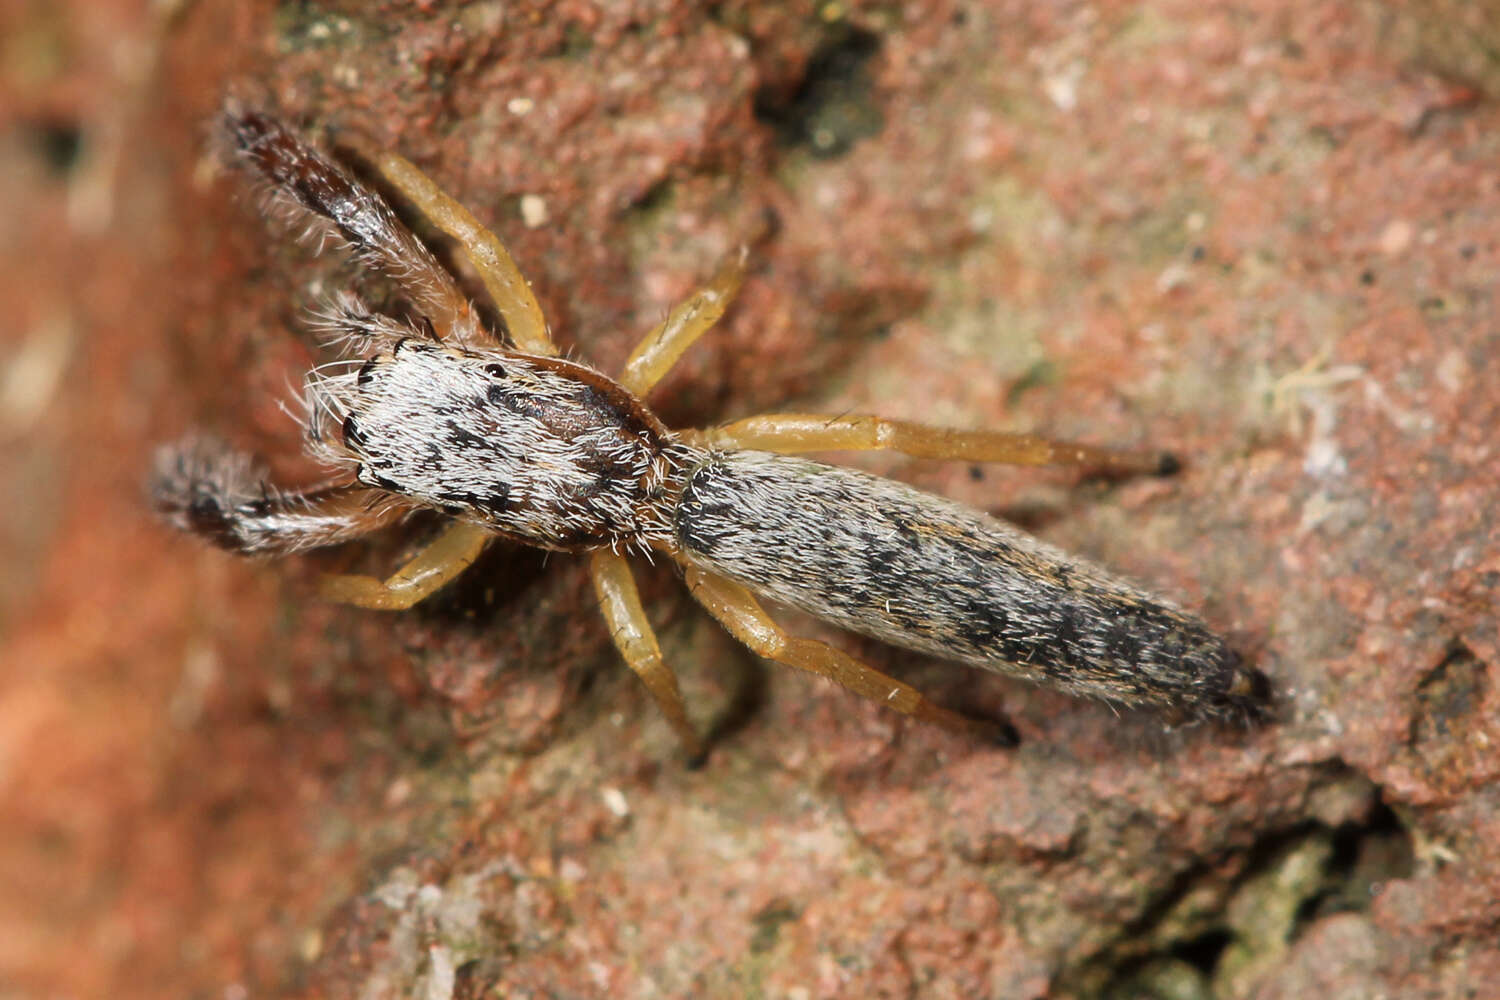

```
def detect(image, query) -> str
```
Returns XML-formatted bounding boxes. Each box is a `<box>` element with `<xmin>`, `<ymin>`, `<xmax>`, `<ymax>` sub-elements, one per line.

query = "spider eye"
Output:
<box><xmin>342</xmin><ymin>414</ymin><xmax>367</xmax><ymax>452</ymax></box>
<box><xmin>357</xmin><ymin>357</ymin><xmax>380</xmax><ymax>388</ymax></box>
<box><xmin>187</xmin><ymin>493</ymin><xmax>225</xmax><ymax>523</ymax></box>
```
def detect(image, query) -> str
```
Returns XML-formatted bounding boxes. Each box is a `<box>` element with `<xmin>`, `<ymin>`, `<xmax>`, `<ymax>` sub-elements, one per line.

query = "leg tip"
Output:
<box><xmin>920</xmin><ymin>703</ymin><xmax>1019</xmax><ymax>747</ymax></box>
<box><xmin>952</xmin><ymin>713</ymin><xmax>1019</xmax><ymax>748</ymax></box>
<box><xmin>981</xmin><ymin>717</ymin><xmax>1021</xmax><ymax>748</ymax></box>
<box><xmin>1155</xmin><ymin>451</ymin><xmax>1183</xmax><ymax>477</ymax></box>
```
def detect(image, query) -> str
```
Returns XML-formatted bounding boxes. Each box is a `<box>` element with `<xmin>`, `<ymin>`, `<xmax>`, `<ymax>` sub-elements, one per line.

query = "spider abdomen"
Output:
<box><xmin>673</xmin><ymin>450</ymin><xmax>1254</xmax><ymax>717</ymax></box>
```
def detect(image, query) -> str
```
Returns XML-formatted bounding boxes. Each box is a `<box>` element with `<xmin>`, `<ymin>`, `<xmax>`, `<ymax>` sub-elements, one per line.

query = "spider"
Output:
<box><xmin>154</xmin><ymin>105</ymin><xmax>1266</xmax><ymax>760</ymax></box>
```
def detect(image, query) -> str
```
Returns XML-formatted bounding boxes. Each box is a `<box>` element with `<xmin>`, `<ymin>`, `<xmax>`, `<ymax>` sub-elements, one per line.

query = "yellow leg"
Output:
<box><xmin>617</xmin><ymin>248</ymin><xmax>746</xmax><ymax>396</ymax></box>
<box><xmin>362</xmin><ymin>149</ymin><xmax>554</xmax><ymax>356</ymax></box>
<box><xmin>684</xmin><ymin>566</ymin><xmax>1013</xmax><ymax>744</ymax></box>
<box><xmin>590</xmin><ymin>551</ymin><xmax>705</xmax><ymax>760</ymax></box>
<box><xmin>320</xmin><ymin>521</ymin><xmax>490</xmax><ymax>610</ymax></box>
<box><xmin>688</xmin><ymin>413</ymin><xmax>1174</xmax><ymax>475</ymax></box>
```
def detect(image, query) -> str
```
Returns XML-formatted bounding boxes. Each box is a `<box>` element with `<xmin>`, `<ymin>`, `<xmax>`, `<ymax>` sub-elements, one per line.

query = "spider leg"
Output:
<box><xmin>353</xmin><ymin>146</ymin><xmax>553</xmax><ymax>356</ymax></box>
<box><xmin>617</xmin><ymin>248</ymin><xmax>746</xmax><ymax>396</ymax></box>
<box><xmin>152</xmin><ymin>436</ymin><xmax>409</xmax><ymax>554</ymax></box>
<box><xmin>320</xmin><ymin>521</ymin><xmax>490</xmax><ymax>610</ymax></box>
<box><xmin>683</xmin><ymin>566</ymin><xmax>1015</xmax><ymax>745</ymax></box>
<box><xmin>688</xmin><ymin>413</ymin><xmax>1176</xmax><ymax>475</ymax></box>
<box><xmin>590</xmin><ymin>551</ymin><xmax>705</xmax><ymax>761</ymax></box>
<box><xmin>309</xmin><ymin>291</ymin><xmax>436</xmax><ymax>354</ymax></box>
<box><xmin>221</xmin><ymin>103</ymin><xmax>481</xmax><ymax>346</ymax></box>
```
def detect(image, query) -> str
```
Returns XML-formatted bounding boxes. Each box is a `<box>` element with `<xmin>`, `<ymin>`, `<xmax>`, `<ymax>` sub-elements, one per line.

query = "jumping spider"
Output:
<box><xmin>154</xmin><ymin>105</ymin><xmax>1266</xmax><ymax>759</ymax></box>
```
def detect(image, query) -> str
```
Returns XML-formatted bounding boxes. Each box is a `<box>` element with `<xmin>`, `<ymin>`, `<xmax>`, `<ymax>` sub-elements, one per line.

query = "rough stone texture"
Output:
<box><xmin>3</xmin><ymin>0</ymin><xmax>1497</xmax><ymax>997</ymax></box>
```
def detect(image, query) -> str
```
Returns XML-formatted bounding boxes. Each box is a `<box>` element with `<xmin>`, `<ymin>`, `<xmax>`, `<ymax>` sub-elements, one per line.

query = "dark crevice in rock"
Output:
<box><xmin>753</xmin><ymin>25</ymin><xmax>885</xmax><ymax>159</ymax></box>
<box><xmin>1063</xmin><ymin>779</ymin><xmax>1416</xmax><ymax>998</ymax></box>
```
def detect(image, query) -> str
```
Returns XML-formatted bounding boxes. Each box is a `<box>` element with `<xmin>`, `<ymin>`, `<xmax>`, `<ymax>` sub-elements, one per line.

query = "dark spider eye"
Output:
<box><xmin>357</xmin><ymin>357</ymin><xmax>379</xmax><ymax>388</ymax></box>
<box><xmin>188</xmin><ymin>494</ymin><xmax>224</xmax><ymax>520</ymax></box>
<box><xmin>485</xmin><ymin>362</ymin><xmax>506</xmax><ymax>378</ymax></box>
<box><xmin>342</xmin><ymin>415</ymin><xmax>368</xmax><ymax>451</ymax></box>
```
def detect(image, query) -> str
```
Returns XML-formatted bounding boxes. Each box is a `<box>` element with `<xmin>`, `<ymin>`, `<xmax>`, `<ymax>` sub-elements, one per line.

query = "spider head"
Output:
<box><xmin>306</xmin><ymin>339</ymin><xmax>680</xmax><ymax>552</ymax></box>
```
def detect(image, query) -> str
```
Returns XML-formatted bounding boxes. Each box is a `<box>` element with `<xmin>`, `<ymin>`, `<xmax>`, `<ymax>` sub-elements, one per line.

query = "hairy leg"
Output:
<box><xmin>618</xmin><ymin>248</ymin><xmax>746</xmax><ymax>396</ymax></box>
<box><xmin>688</xmin><ymin>413</ymin><xmax>1176</xmax><ymax>475</ymax></box>
<box><xmin>684</xmin><ymin>566</ymin><xmax>1014</xmax><ymax>745</ymax></box>
<box><xmin>590</xmin><ymin>551</ymin><xmax>705</xmax><ymax>760</ymax></box>
<box><xmin>320</xmin><ymin>521</ymin><xmax>490</xmax><ymax>610</ymax></box>
<box><xmin>152</xmin><ymin>436</ymin><xmax>409</xmax><ymax>554</ymax></box>
<box><xmin>221</xmin><ymin>103</ymin><xmax>481</xmax><ymax>345</ymax></box>
<box><xmin>354</xmin><ymin>147</ymin><xmax>553</xmax><ymax>356</ymax></box>
<box><xmin>308</xmin><ymin>290</ymin><xmax>438</xmax><ymax>353</ymax></box>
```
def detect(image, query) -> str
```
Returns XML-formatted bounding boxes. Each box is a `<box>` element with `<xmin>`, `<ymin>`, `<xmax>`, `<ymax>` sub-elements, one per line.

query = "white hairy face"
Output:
<box><xmin>305</xmin><ymin>339</ymin><xmax>681</xmax><ymax>552</ymax></box>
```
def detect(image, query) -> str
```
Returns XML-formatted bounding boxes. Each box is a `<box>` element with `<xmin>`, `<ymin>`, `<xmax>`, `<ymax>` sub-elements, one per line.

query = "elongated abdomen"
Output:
<box><xmin>673</xmin><ymin>451</ymin><xmax>1259</xmax><ymax>717</ymax></box>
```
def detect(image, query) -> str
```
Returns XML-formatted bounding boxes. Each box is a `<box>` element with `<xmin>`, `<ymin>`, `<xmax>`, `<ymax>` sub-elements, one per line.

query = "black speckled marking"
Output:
<box><xmin>438</xmin><ymin>485</ymin><xmax>510</xmax><ymax>518</ymax></box>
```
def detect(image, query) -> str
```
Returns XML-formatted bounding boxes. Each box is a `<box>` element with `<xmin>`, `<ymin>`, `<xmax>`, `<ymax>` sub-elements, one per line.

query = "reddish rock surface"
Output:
<box><xmin>3</xmin><ymin>1</ymin><xmax>1496</xmax><ymax>997</ymax></box>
